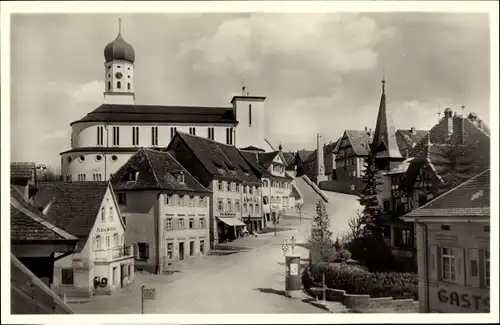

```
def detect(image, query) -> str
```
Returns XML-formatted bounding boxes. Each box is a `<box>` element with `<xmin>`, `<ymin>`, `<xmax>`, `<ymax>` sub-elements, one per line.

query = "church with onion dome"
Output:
<box><xmin>60</xmin><ymin>20</ymin><xmax>271</xmax><ymax>182</ymax></box>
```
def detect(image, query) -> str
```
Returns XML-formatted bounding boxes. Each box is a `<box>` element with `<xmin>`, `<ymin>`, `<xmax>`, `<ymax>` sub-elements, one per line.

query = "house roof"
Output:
<box><xmin>303</xmin><ymin>149</ymin><xmax>318</xmax><ymax>163</ymax></box>
<box><xmin>344</xmin><ymin>130</ymin><xmax>373</xmax><ymax>156</ymax></box>
<box><xmin>239</xmin><ymin>150</ymin><xmax>293</xmax><ymax>180</ymax></box>
<box><xmin>33</xmin><ymin>182</ymin><xmax>109</xmax><ymax>252</ymax></box>
<box><xmin>404</xmin><ymin>169</ymin><xmax>490</xmax><ymax>219</ymax></box>
<box><xmin>409</xmin><ymin>113</ymin><xmax>490</xmax><ymax>157</ymax></box>
<box><xmin>282</xmin><ymin>152</ymin><xmax>295</xmax><ymax>165</ymax></box>
<box><xmin>239</xmin><ymin>145</ymin><xmax>266</xmax><ymax>152</ymax></box>
<box><xmin>70</xmin><ymin>104</ymin><xmax>237</xmax><ymax>126</ymax></box>
<box><xmin>258</xmin><ymin>151</ymin><xmax>284</xmax><ymax>168</ymax></box>
<box><xmin>395</xmin><ymin>129</ymin><xmax>428</xmax><ymax>157</ymax></box>
<box><xmin>111</xmin><ymin>147</ymin><xmax>210</xmax><ymax>193</ymax></box>
<box><xmin>10</xmin><ymin>186</ymin><xmax>78</xmax><ymax>243</ymax></box>
<box><xmin>386</xmin><ymin>157</ymin><xmax>415</xmax><ymax>175</ymax></box>
<box><xmin>169</xmin><ymin>132</ymin><xmax>261</xmax><ymax>184</ymax></box>
<box><xmin>11</xmin><ymin>162</ymin><xmax>36</xmax><ymax>179</ymax></box>
<box><xmin>297</xmin><ymin>150</ymin><xmax>314</xmax><ymax>162</ymax></box>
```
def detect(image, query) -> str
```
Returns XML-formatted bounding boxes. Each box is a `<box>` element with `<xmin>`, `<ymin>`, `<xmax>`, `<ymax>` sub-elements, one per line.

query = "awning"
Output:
<box><xmin>217</xmin><ymin>217</ymin><xmax>246</xmax><ymax>227</ymax></box>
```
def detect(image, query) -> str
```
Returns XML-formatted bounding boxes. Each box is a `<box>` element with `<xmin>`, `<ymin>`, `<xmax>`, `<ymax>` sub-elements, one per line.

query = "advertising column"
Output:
<box><xmin>285</xmin><ymin>255</ymin><xmax>301</xmax><ymax>298</ymax></box>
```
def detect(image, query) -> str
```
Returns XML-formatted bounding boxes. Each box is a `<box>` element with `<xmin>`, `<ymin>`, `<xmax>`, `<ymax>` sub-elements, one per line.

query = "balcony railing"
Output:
<box><xmin>94</xmin><ymin>245</ymin><xmax>133</xmax><ymax>261</ymax></box>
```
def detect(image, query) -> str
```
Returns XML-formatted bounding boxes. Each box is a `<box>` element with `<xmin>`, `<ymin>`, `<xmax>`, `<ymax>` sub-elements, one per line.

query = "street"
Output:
<box><xmin>69</xmin><ymin>192</ymin><xmax>358</xmax><ymax>314</ymax></box>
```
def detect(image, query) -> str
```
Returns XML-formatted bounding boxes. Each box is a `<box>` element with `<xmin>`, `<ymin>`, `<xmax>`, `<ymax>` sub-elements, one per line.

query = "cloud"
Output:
<box><xmin>42</xmin><ymin>129</ymin><xmax>69</xmax><ymax>140</ymax></box>
<box><xmin>178</xmin><ymin>13</ymin><xmax>396</xmax><ymax>76</ymax></box>
<box><xmin>46</xmin><ymin>80</ymin><xmax>104</xmax><ymax>104</ymax></box>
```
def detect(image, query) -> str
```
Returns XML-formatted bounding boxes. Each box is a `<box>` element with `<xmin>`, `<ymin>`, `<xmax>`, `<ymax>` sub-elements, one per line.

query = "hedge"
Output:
<box><xmin>302</xmin><ymin>262</ymin><xmax>418</xmax><ymax>300</ymax></box>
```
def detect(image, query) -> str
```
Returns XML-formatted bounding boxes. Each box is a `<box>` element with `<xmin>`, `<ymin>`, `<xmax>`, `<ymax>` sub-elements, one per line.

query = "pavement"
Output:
<box><xmin>69</xmin><ymin>193</ymin><xmax>360</xmax><ymax>314</ymax></box>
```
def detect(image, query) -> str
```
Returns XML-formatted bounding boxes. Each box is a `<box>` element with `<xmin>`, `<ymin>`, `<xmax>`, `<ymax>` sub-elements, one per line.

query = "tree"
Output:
<box><xmin>431</xmin><ymin>141</ymin><xmax>489</xmax><ymax>192</ymax></box>
<box><xmin>308</xmin><ymin>199</ymin><xmax>334</xmax><ymax>263</ymax></box>
<box><xmin>357</xmin><ymin>153</ymin><xmax>384</xmax><ymax>239</ymax></box>
<box><xmin>37</xmin><ymin>166</ymin><xmax>61</xmax><ymax>181</ymax></box>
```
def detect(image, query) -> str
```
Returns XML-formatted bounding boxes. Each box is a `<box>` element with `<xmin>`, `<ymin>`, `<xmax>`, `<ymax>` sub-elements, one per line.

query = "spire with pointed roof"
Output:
<box><xmin>371</xmin><ymin>78</ymin><xmax>403</xmax><ymax>164</ymax></box>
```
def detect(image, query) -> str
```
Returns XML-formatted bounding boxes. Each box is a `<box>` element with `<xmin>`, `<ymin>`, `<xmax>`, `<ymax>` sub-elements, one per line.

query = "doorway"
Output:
<box><xmin>179</xmin><ymin>242</ymin><xmax>185</xmax><ymax>260</ymax></box>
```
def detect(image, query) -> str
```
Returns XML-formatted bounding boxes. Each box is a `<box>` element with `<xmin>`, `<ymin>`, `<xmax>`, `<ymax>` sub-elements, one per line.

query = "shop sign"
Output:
<box><xmin>437</xmin><ymin>288</ymin><xmax>489</xmax><ymax>312</ymax></box>
<box><xmin>96</xmin><ymin>227</ymin><xmax>117</xmax><ymax>234</ymax></box>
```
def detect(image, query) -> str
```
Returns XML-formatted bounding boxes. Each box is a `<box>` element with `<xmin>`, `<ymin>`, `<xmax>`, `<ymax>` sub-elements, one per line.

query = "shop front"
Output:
<box><xmin>217</xmin><ymin>213</ymin><xmax>246</xmax><ymax>243</ymax></box>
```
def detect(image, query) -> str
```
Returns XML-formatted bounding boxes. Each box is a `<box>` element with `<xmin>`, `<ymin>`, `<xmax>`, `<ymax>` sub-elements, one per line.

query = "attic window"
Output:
<box><xmin>177</xmin><ymin>171</ymin><xmax>185</xmax><ymax>184</ymax></box>
<box><xmin>225</xmin><ymin>161</ymin><xmax>235</xmax><ymax>171</ymax></box>
<box><xmin>212</xmin><ymin>160</ymin><xmax>223</xmax><ymax>168</ymax></box>
<box><xmin>126</xmin><ymin>169</ymin><xmax>139</xmax><ymax>182</ymax></box>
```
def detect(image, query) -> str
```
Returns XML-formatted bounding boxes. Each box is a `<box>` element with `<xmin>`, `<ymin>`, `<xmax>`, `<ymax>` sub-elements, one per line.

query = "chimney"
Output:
<box><xmin>410</xmin><ymin>127</ymin><xmax>416</xmax><ymax>135</ymax></box>
<box><xmin>444</xmin><ymin>108</ymin><xmax>453</xmax><ymax>140</ymax></box>
<box><xmin>364</xmin><ymin>126</ymin><xmax>368</xmax><ymax>132</ymax></box>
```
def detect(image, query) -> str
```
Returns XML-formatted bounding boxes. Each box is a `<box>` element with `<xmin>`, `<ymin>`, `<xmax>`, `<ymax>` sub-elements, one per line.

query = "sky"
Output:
<box><xmin>9</xmin><ymin>12</ymin><xmax>491</xmax><ymax>171</ymax></box>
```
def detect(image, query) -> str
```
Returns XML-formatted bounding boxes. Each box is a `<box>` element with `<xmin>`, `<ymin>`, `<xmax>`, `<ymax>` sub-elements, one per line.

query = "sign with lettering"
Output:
<box><xmin>290</xmin><ymin>263</ymin><xmax>299</xmax><ymax>276</ymax></box>
<box><xmin>143</xmin><ymin>288</ymin><xmax>156</xmax><ymax>300</ymax></box>
<box><xmin>96</xmin><ymin>227</ymin><xmax>117</xmax><ymax>234</ymax></box>
<box><xmin>437</xmin><ymin>288</ymin><xmax>489</xmax><ymax>312</ymax></box>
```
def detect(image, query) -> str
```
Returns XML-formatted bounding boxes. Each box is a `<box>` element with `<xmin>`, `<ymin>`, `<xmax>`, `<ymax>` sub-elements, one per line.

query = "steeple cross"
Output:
<box><xmin>381</xmin><ymin>77</ymin><xmax>386</xmax><ymax>93</ymax></box>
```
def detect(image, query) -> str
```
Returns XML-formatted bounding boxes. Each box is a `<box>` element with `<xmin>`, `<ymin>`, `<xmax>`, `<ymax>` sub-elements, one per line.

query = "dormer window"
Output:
<box><xmin>177</xmin><ymin>171</ymin><xmax>185</xmax><ymax>184</ymax></box>
<box><xmin>125</xmin><ymin>169</ymin><xmax>139</xmax><ymax>182</ymax></box>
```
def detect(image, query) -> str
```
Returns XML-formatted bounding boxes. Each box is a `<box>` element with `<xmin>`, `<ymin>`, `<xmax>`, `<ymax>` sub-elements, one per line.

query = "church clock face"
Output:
<box><xmin>115</xmin><ymin>72</ymin><xmax>123</xmax><ymax>79</ymax></box>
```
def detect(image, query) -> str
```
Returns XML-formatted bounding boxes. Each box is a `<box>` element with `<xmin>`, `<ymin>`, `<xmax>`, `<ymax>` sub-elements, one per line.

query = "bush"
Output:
<box><xmin>327</xmin><ymin>249</ymin><xmax>352</xmax><ymax>263</ymax></box>
<box><xmin>302</xmin><ymin>263</ymin><xmax>418</xmax><ymax>300</ymax></box>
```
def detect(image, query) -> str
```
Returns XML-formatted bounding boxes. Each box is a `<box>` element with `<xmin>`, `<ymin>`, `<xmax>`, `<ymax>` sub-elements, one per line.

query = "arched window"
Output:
<box><xmin>107</xmin><ymin>81</ymin><xmax>111</xmax><ymax>90</ymax></box>
<box><xmin>127</xmin><ymin>83</ymin><xmax>131</xmax><ymax>90</ymax></box>
<box><xmin>117</xmin><ymin>81</ymin><xmax>121</xmax><ymax>89</ymax></box>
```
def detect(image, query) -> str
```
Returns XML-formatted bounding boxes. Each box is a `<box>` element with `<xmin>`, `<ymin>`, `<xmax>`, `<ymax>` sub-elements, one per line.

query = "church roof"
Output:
<box><xmin>70</xmin><ymin>104</ymin><xmax>237</xmax><ymax>126</ymax></box>
<box><xmin>371</xmin><ymin>81</ymin><xmax>402</xmax><ymax>159</ymax></box>
<box><xmin>110</xmin><ymin>147</ymin><xmax>210</xmax><ymax>193</ymax></box>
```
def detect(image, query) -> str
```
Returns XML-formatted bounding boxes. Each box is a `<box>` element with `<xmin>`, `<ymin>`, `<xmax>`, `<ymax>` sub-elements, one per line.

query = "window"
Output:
<box><xmin>441</xmin><ymin>247</ymin><xmax>456</xmax><ymax>282</ymax></box>
<box><xmin>137</xmin><ymin>242</ymin><xmax>149</xmax><ymax>260</ymax></box>
<box><xmin>255</xmin><ymin>204</ymin><xmax>260</xmax><ymax>213</ymax></box>
<box><xmin>208</xmin><ymin>127</ymin><xmax>214</xmax><ymax>140</ymax></box>
<box><xmin>106</xmin><ymin>235</ymin><xmax>110</xmax><ymax>248</ymax></box>
<box><xmin>108</xmin><ymin>81</ymin><xmax>111</xmax><ymax>90</ymax></box>
<box><xmin>484</xmin><ymin>250</ymin><xmax>490</xmax><ymax>288</ymax></box>
<box><xmin>200</xmin><ymin>217</ymin><xmax>205</xmax><ymax>228</ymax></box>
<box><xmin>66</xmin><ymin>174</ymin><xmax>71</xmax><ymax>181</ymax></box>
<box><xmin>109</xmin><ymin>207</ymin><xmax>114</xmax><ymax>222</ymax></box>
<box><xmin>189</xmin><ymin>218</ymin><xmax>195</xmax><ymax>229</ymax></box>
<box><xmin>127</xmin><ymin>83</ymin><xmax>131</xmax><ymax>90</ymax></box>
<box><xmin>235</xmin><ymin>183</ymin><xmax>240</xmax><ymax>192</ymax></box>
<box><xmin>167</xmin><ymin>243</ymin><xmax>173</xmax><ymax>259</ymax></box>
<box><xmin>61</xmin><ymin>269</ymin><xmax>74</xmax><ymax>285</ymax></box>
<box><xmin>112</xmin><ymin>126</ymin><xmax>120</xmax><ymax>146</ymax></box>
<box><xmin>243</xmin><ymin>203</ymin><xmax>248</xmax><ymax>213</ymax></box>
<box><xmin>177</xmin><ymin>171</ymin><xmax>185</xmax><ymax>184</ymax></box>
<box><xmin>217</xmin><ymin>180</ymin><xmax>223</xmax><ymax>191</ymax></box>
<box><xmin>151</xmin><ymin>127</ymin><xmax>158</xmax><ymax>146</ymax></box>
<box><xmin>95</xmin><ymin>235</ymin><xmax>101</xmax><ymax>250</ymax></box>
<box><xmin>132</xmin><ymin>126</ymin><xmax>139</xmax><ymax>146</ymax></box>
<box><xmin>117</xmin><ymin>81</ymin><xmax>121</xmax><ymax>89</ymax></box>
<box><xmin>249</xmin><ymin>204</ymin><xmax>254</xmax><ymax>213</ymax></box>
<box><xmin>217</xmin><ymin>199</ymin><xmax>223</xmax><ymax>211</ymax></box>
<box><xmin>441</xmin><ymin>225</ymin><xmax>451</xmax><ymax>231</ymax></box>
<box><xmin>243</xmin><ymin>186</ymin><xmax>247</xmax><ymax>194</ymax></box>
<box><xmin>226</xmin><ymin>182</ymin><xmax>231</xmax><ymax>191</ymax></box>
<box><xmin>190</xmin><ymin>241</ymin><xmax>195</xmax><ymax>256</ymax></box>
<box><xmin>249</xmin><ymin>104</ymin><xmax>252</xmax><ymax>126</ymax></box>
<box><xmin>227</xmin><ymin>199</ymin><xmax>232</xmax><ymax>211</ymax></box>
<box><xmin>263</xmin><ymin>180</ymin><xmax>269</xmax><ymax>187</ymax></box>
<box><xmin>249</xmin><ymin>186</ymin><xmax>254</xmax><ymax>194</ymax></box>
<box><xmin>235</xmin><ymin>200</ymin><xmax>240</xmax><ymax>212</ymax></box>
<box><xmin>400</xmin><ymin>229</ymin><xmax>412</xmax><ymax>246</ymax></box>
<box><xmin>127</xmin><ymin>170</ymin><xmax>138</xmax><ymax>181</ymax></box>
<box><xmin>170</xmin><ymin>127</ymin><xmax>177</xmax><ymax>140</ymax></box>
<box><xmin>97</xmin><ymin>126</ymin><xmax>104</xmax><ymax>146</ymax></box>
<box><xmin>93</xmin><ymin>173</ymin><xmax>102</xmax><ymax>181</ymax></box>
<box><xmin>178</xmin><ymin>218</ymin><xmax>184</xmax><ymax>229</ymax></box>
<box><xmin>113</xmin><ymin>233</ymin><xmax>118</xmax><ymax>246</ymax></box>
<box><xmin>189</xmin><ymin>127</ymin><xmax>196</xmax><ymax>135</ymax></box>
<box><xmin>164</xmin><ymin>195</ymin><xmax>171</xmax><ymax>205</ymax></box>
<box><xmin>101</xmin><ymin>207</ymin><xmax>105</xmax><ymax>222</ymax></box>
<box><xmin>165</xmin><ymin>218</ymin><xmax>173</xmax><ymax>229</ymax></box>
<box><xmin>200</xmin><ymin>240</ymin><xmax>205</xmax><ymax>255</ymax></box>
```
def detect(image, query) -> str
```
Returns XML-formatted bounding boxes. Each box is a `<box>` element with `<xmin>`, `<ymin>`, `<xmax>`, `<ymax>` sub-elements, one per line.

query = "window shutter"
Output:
<box><xmin>455</xmin><ymin>247</ymin><xmax>466</xmax><ymax>285</ymax></box>
<box><xmin>429</xmin><ymin>245</ymin><xmax>439</xmax><ymax>281</ymax></box>
<box><xmin>478</xmin><ymin>249</ymin><xmax>486</xmax><ymax>288</ymax></box>
<box><xmin>467</xmin><ymin>248</ymin><xmax>480</xmax><ymax>287</ymax></box>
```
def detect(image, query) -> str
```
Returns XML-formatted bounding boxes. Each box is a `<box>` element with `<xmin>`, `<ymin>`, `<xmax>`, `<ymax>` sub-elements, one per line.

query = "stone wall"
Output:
<box><xmin>309</xmin><ymin>287</ymin><xmax>419</xmax><ymax>313</ymax></box>
<box><xmin>318</xmin><ymin>179</ymin><xmax>364</xmax><ymax>195</ymax></box>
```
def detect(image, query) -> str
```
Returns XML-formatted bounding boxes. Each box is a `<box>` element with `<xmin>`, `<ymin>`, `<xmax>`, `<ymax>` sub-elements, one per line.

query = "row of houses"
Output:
<box><xmin>10</xmin><ymin>132</ymin><xmax>303</xmax><ymax>300</ymax></box>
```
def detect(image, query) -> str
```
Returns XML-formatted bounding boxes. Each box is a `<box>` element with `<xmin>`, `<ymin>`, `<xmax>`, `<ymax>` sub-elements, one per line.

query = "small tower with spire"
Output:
<box><xmin>371</xmin><ymin>77</ymin><xmax>404</xmax><ymax>171</ymax></box>
<box><xmin>103</xmin><ymin>18</ymin><xmax>136</xmax><ymax>105</ymax></box>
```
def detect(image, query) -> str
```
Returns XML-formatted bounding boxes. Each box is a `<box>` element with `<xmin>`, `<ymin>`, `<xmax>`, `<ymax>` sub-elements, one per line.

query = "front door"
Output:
<box><xmin>179</xmin><ymin>242</ymin><xmax>185</xmax><ymax>260</ymax></box>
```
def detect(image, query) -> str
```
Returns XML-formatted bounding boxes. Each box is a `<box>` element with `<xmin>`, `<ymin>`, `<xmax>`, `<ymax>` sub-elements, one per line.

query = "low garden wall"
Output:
<box><xmin>308</xmin><ymin>287</ymin><xmax>419</xmax><ymax>313</ymax></box>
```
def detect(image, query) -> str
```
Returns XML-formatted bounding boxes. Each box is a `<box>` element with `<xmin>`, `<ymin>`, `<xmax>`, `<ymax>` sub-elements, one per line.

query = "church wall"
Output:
<box><xmin>71</xmin><ymin>122</ymin><xmax>236</xmax><ymax>149</ymax></box>
<box><xmin>233</xmin><ymin>98</ymin><xmax>266</xmax><ymax>150</ymax></box>
<box><xmin>61</xmin><ymin>151</ymin><xmax>135</xmax><ymax>182</ymax></box>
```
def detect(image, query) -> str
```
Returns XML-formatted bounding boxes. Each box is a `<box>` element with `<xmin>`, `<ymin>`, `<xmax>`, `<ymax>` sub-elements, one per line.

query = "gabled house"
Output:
<box><xmin>10</xmin><ymin>185</ymin><xmax>79</xmax><ymax>288</ymax></box>
<box><xmin>334</xmin><ymin>129</ymin><xmax>373</xmax><ymax>181</ymax></box>
<box><xmin>33</xmin><ymin>181</ymin><xmax>134</xmax><ymax>298</ymax></box>
<box><xmin>110</xmin><ymin>147</ymin><xmax>212</xmax><ymax>274</ymax></box>
<box><xmin>166</xmin><ymin>132</ymin><xmax>262</xmax><ymax>247</ymax></box>
<box><xmin>240</xmin><ymin>149</ymin><xmax>295</xmax><ymax>227</ymax></box>
<box><xmin>378</xmin><ymin>107</ymin><xmax>490</xmax><ymax>270</ymax></box>
<box><xmin>11</xmin><ymin>162</ymin><xmax>38</xmax><ymax>203</ymax></box>
<box><xmin>401</xmin><ymin>169</ymin><xmax>490</xmax><ymax>313</ymax></box>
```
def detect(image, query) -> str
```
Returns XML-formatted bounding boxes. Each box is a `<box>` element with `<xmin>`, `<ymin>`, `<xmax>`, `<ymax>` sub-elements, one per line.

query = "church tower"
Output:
<box><xmin>103</xmin><ymin>19</ymin><xmax>135</xmax><ymax>105</ymax></box>
<box><xmin>371</xmin><ymin>79</ymin><xmax>404</xmax><ymax>171</ymax></box>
